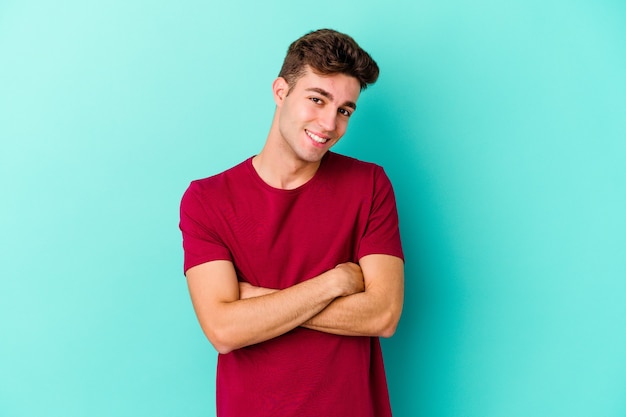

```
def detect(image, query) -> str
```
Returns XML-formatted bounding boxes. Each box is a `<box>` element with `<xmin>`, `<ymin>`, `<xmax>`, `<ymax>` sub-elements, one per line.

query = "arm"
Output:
<box><xmin>299</xmin><ymin>165</ymin><xmax>404</xmax><ymax>337</ymax></box>
<box><xmin>240</xmin><ymin>254</ymin><xmax>404</xmax><ymax>338</ymax></box>
<box><xmin>185</xmin><ymin>260</ymin><xmax>364</xmax><ymax>354</ymax></box>
<box><xmin>303</xmin><ymin>254</ymin><xmax>404</xmax><ymax>337</ymax></box>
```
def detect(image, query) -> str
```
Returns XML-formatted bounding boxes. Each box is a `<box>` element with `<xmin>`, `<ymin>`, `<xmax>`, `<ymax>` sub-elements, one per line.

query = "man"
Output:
<box><xmin>180</xmin><ymin>29</ymin><xmax>404</xmax><ymax>417</ymax></box>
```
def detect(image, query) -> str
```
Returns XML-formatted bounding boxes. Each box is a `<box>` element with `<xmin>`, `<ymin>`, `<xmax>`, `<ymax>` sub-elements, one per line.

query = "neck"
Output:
<box><xmin>252</xmin><ymin>110</ymin><xmax>325</xmax><ymax>190</ymax></box>
<box><xmin>252</xmin><ymin>150</ymin><xmax>322</xmax><ymax>190</ymax></box>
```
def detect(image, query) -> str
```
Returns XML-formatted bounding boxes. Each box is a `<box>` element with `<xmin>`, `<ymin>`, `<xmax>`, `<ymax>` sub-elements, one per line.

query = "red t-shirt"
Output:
<box><xmin>180</xmin><ymin>152</ymin><xmax>404</xmax><ymax>417</ymax></box>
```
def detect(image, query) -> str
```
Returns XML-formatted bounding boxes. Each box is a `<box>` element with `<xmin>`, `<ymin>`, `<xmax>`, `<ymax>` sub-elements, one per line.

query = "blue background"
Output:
<box><xmin>1</xmin><ymin>1</ymin><xmax>625</xmax><ymax>416</ymax></box>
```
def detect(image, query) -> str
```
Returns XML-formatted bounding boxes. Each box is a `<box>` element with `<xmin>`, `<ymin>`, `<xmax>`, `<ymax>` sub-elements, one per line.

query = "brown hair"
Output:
<box><xmin>278</xmin><ymin>29</ymin><xmax>379</xmax><ymax>91</ymax></box>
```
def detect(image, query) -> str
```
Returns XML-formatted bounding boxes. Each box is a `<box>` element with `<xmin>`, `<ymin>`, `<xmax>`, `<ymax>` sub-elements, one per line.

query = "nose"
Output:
<box><xmin>318</xmin><ymin>107</ymin><xmax>337</xmax><ymax>132</ymax></box>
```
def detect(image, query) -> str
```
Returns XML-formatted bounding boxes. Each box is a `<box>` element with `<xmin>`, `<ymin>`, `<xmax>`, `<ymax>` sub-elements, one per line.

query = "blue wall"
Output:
<box><xmin>1</xmin><ymin>1</ymin><xmax>625</xmax><ymax>416</ymax></box>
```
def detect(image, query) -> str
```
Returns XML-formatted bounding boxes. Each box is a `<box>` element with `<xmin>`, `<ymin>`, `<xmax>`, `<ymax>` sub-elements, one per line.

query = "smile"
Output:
<box><xmin>305</xmin><ymin>129</ymin><xmax>330</xmax><ymax>144</ymax></box>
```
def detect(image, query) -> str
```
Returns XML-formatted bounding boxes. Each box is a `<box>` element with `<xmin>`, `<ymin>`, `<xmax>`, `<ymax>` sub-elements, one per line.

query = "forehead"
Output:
<box><xmin>293</xmin><ymin>68</ymin><xmax>361</xmax><ymax>102</ymax></box>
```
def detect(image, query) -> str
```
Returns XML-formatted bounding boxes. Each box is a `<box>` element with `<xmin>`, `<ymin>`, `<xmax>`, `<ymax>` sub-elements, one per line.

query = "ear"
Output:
<box><xmin>272</xmin><ymin>77</ymin><xmax>289</xmax><ymax>106</ymax></box>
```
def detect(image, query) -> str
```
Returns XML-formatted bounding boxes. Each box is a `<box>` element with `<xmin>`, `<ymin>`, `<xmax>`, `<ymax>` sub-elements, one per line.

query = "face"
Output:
<box><xmin>272</xmin><ymin>67</ymin><xmax>361</xmax><ymax>165</ymax></box>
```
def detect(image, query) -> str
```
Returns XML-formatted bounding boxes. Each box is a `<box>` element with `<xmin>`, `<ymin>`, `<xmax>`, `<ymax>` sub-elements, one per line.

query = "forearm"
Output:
<box><xmin>297</xmin><ymin>254</ymin><xmax>404</xmax><ymax>337</ymax></box>
<box><xmin>211</xmin><ymin>276</ymin><xmax>339</xmax><ymax>353</ymax></box>
<box><xmin>241</xmin><ymin>256</ymin><xmax>404</xmax><ymax>338</ymax></box>
<box><xmin>302</xmin><ymin>288</ymin><xmax>402</xmax><ymax>337</ymax></box>
<box><xmin>235</xmin><ymin>255</ymin><xmax>403</xmax><ymax>339</ymax></box>
<box><xmin>243</xmin><ymin>285</ymin><xmax>402</xmax><ymax>337</ymax></box>
<box><xmin>188</xmin><ymin>261</ymin><xmax>364</xmax><ymax>355</ymax></box>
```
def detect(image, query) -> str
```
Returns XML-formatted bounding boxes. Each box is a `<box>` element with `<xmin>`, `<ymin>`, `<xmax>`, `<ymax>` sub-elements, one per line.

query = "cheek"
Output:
<box><xmin>297</xmin><ymin>105</ymin><xmax>317</xmax><ymax>121</ymax></box>
<box><xmin>337</xmin><ymin>118</ymin><xmax>350</xmax><ymax>133</ymax></box>
<box><xmin>282</xmin><ymin>103</ymin><xmax>311</xmax><ymax>126</ymax></box>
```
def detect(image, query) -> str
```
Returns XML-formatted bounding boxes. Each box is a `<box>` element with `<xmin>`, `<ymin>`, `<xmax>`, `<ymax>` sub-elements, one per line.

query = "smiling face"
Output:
<box><xmin>271</xmin><ymin>67</ymin><xmax>361</xmax><ymax>166</ymax></box>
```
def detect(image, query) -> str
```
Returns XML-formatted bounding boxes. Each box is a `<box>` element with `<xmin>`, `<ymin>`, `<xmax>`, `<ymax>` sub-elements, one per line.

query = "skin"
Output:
<box><xmin>186</xmin><ymin>67</ymin><xmax>404</xmax><ymax>354</ymax></box>
<box><xmin>252</xmin><ymin>66</ymin><xmax>360</xmax><ymax>189</ymax></box>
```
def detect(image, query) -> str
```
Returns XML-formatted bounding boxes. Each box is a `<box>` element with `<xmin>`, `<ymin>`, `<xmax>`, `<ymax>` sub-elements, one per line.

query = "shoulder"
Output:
<box><xmin>323</xmin><ymin>152</ymin><xmax>390</xmax><ymax>188</ymax></box>
<box><xmin>185</xmin><ymin>158</ymin><xmax>251</xmax><ymax>197</ymax></box>
<box><xmin>320</xmin><ymin>153</ymin><xmax>397</xmax><ymax>207</ymax></box>
<box><xmin>324</xmin><ymin>152</ymin><xmax>384</xmax><ymax>176</ymax></box>
<box><xmin>181</xmin><ymin>158</ymin><xmax>252</xmax><ymax>212</ymax></box>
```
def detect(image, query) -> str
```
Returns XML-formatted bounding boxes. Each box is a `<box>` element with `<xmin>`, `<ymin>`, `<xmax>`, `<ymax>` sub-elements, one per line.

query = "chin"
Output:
<box><xmin>300</xmin><ymin>150</ymin><xmax>328</xmax><ymax>163</ymax></box>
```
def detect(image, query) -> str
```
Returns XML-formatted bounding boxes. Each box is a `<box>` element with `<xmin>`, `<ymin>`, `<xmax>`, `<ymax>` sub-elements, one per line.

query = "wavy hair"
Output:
<box><xmin>278</xmin><ymin>29</ymin><xmax>379</xmax><ymax>91</ymax></box>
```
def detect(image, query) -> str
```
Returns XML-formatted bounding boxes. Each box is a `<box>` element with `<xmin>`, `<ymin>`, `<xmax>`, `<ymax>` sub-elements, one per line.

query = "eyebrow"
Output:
<box><xmin>305</xmin><ymin>87</ymin><xmax>357</xmax><ymax>111</ymax></box>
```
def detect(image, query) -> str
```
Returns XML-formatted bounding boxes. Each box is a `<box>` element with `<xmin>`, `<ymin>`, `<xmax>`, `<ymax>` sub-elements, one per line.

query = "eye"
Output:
<box><xmin>309</xmin><ymin>97</ymin><xmax>323</xmax><ymax>104</ymax></box>
<box><xmin>338</xmin><ymin>108</ymin><xmax>352</xmax><ymax>117</ymax></box>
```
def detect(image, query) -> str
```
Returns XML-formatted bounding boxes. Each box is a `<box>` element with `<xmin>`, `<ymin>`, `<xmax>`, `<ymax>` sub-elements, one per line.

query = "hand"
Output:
<box><xmin>332</xmin><ymin>262</ymin><xmax>365</xmax><ymax>297</ymax></box>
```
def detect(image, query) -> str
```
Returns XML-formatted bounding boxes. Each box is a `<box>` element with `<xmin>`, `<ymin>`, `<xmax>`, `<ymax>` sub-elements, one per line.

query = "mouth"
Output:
<box><xmin>305</xmin><ymin>129</ymin><xmax>330</xmax><ymax>145</ymax></box>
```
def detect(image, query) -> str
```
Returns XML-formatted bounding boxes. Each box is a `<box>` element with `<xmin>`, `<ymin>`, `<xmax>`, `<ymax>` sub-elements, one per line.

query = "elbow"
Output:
<box><xmin>378</xmin><ymin>307</ymin><xmax>402</xmax><ymax>338</ymax></box>
<box><xmin>212</xmin><ymin>342</ymin><xmax>234</xmax><ymax>355</ymax></box>
<box><xmin>379</xmin><ymin>319</ymin><xmax>399</xmax><ymax>338</ymax></box>
<box><xmin>209</xmin><ymin>334</ymin><xmax>233</xmax><ymax>354</ymax></box>
<box><xmin>203</xmin><ymin>326</ymin><xmax>240</xmax><ymax>355</ymax></box>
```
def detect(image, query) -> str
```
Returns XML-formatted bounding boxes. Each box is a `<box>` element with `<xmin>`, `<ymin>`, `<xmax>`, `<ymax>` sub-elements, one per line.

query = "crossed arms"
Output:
<box><xmin>185</xmin><ymin>254</ymin><xmax>404</xmax><ymax>354</ymax></box>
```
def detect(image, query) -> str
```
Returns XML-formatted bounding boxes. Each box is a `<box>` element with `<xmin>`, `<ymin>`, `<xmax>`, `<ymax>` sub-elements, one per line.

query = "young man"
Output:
<box><xmin>180</xmin><ymin>29</ymin><xmax>404</xmax><ymax>417</ymax></box>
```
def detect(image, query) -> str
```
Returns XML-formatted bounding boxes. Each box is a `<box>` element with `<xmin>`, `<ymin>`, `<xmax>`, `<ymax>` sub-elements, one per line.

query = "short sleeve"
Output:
<box><xmin>179</xmin><ymin>182</ymin><xmax>233</xmax><ymax>274</ymax></box>
<box><xmin>357</xmin><ymin>167</ymin><xmax>404</xmax><ymax>262</ymax></box>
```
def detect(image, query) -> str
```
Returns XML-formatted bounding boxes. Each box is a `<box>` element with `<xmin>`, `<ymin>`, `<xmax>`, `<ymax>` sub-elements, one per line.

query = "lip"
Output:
<box><xmin>305</xmin><ymin>129</ymin><xmax>331</xmax><ymax>146</ymax></box>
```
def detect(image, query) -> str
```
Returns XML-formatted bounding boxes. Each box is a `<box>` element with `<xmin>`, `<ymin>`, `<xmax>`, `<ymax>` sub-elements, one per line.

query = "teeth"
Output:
<box><xmin>306</xmin><ymin>130</ymin><xmax>328</xmax><ymax>144</ymax></box>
